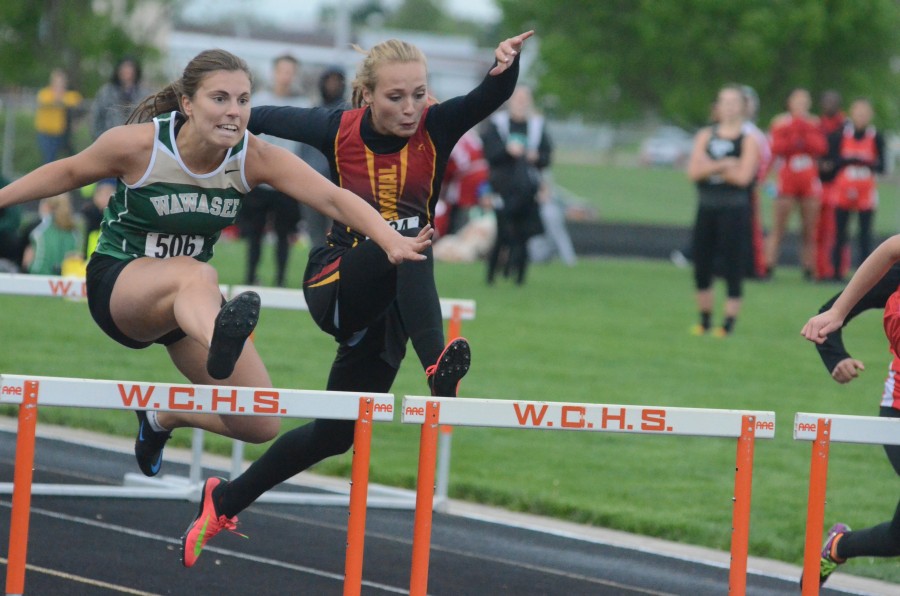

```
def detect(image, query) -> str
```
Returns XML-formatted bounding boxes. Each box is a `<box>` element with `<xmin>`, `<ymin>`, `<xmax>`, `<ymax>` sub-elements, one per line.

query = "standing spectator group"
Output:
<box><xmin>762</xmin><ymin>88</ymin><xmax>886</xmax><ymax>283</ymax></box>
<box><xmin>684</xmin><ymin>84</ymin><xmax>889</xmax><ymax>336</ymax></box>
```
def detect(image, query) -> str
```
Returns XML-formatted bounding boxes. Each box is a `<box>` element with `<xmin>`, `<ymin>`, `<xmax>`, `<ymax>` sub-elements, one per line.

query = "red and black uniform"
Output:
<box><xmin>826</xmin><ymin>124</ymin><xmax>885</xmax><ymax>278</ymax></box>
<box><xmin>814</xmin><ymin>267</ymin><xmax>900</xmax><ymax>559</ymax></box>
<box><xmin>213</xmin><ymin>57</ymin><xmax>520</xmax><ymax>517</ymax></box>
<box><xmin>815</xmin><ymin>111</ymin><xmax>847</xmax><ymax>280</ymax></box>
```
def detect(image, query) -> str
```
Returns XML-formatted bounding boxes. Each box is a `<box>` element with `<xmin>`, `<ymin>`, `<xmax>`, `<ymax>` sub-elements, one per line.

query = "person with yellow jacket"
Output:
<box><xmin>34</xmin><ymin>69</ymin><xmax>84</xmax><ymax>163</ymax></box>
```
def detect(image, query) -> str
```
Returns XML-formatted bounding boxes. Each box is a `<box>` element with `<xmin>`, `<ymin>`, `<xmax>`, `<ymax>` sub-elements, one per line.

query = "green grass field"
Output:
<box><xmin>1</xmin><ymin>235</ymin><xmax>898</xmax><ymax>583</ymax></box>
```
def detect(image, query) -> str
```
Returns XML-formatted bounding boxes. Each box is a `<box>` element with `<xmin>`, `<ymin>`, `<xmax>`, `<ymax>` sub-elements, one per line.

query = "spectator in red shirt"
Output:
<box><xmin>765</xmin><ymin>88</ymin><xmax>828</xmax><ymax>279</ymax></box>
<box><xmin>435</xmin><ymin>128</ymin><xmax>489</xmax><ymax>237</ymax></box>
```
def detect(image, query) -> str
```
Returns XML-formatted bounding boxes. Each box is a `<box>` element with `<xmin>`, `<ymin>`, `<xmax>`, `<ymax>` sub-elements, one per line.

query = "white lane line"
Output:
<box><xmin>0</xmin><ymin>556</ymin><xmax>160</xmax><ymax>595</ymax></box>
<box><xmin>252</xmin><ymin>508</ymin><xmax>674</xmax><ymax>595</ymax></box>
<box><xmin>0</xmin><ymin>502</ymin><xmax>407</xmax><ymax>595</ymax></box>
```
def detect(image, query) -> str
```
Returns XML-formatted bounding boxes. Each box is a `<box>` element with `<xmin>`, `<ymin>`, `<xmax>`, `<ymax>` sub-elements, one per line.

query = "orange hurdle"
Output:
<box><xmin>794</xmin><ymin>412</ymin><xmax>900</xmax><ymax>596</ymax></box>
<box><xmin>403</xmin><ymin>398</ymin><xmax>776</xmax><ymax>596</ymax></box>
<box><xmin>0</xmin><ymin>374</ymin><xmax>393</xmax><ymax>596</ymax></box>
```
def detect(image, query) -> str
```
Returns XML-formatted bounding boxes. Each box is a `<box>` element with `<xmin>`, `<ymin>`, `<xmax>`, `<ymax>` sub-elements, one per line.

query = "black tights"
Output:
<box><xmin>833</xmin><ymin>208</ymin><xmax>874</xmax><ymax>277</ymax></box>
<box><xmin>241</xmin><ymin>188</ymin><xmax>300</xmax><ymax>287</ymax></box>
<box><xmin>217</xmin><ymin>235</ymin><xmax>444</xmax><ymax>517</ymax></box>
<box><xmin>246</xmin><ymin>230</ymin><xmax>291</xmax><ymax>287</ymax></box>
<box><xmin>334</xmin><ymin>238</ymin><xmax>444</xmax><ymax>369</ymax></box>
<box><xmin>217</xmin><ymin>356</ymin><xmax>398</xmax><ymax>518</ymax></box>
<box><xmin>835</xmin><ymin>407</ymin><xmax>900</xmax><ymax>559</ymax></box>
<box><xmin>692</xmin><ymin>205</ymin><xmax>749</xmax><ymax>299</ymax></box>
<box><xmin>487</xmin><ymin>212</ymin><xmax>531</xmax><ymax>285</ymax></box>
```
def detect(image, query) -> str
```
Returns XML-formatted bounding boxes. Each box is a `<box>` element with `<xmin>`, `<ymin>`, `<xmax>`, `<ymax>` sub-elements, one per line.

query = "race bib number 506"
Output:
<box><xmin>145</xmin><ymin>233</ymin><xmax>205</xmax><ymax>258</ymax></box>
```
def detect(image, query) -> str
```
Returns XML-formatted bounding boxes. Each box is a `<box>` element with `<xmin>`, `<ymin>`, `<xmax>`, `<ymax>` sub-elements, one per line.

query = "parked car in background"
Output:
<box><xmin>639</xmin><ymin>125</ymin><xmax>693</xmax><ymax>167</ymax></box>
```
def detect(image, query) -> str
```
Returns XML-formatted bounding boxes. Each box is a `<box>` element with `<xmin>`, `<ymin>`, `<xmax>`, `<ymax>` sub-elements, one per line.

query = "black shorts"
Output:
<box><xmin>86</xmin><ymin>254</ymin><xmax>187</xmax><ymax>349</ymax></box>
<box><xmin>303</xmin><ymin>241</ymin><xmax>403</xmax><ymax>353</ymax></box>
<box><xmin>303</xmin><ymin>245</ymin><xmax>347</xmax><ymax>339</ymax></box>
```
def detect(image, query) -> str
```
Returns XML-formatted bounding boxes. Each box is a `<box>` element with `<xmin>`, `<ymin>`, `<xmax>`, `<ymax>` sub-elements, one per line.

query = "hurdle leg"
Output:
<box><xmin>447</xmin><ymin>305</ymin><xmax>463</xmax><ymax>342</ymax></box>
<box><xmin>801</xmin><ymin>418</ymin><xmax>831</xmax><ymax>596</ymax></box>
<box><xmin>434</xmin><ymin>426</ymin><xmax>454</xmax><ymax>510</ymax></box>
<box><xmin>409</xmin><ymin>401</ymin><xmax>441</xmax><ymax>596</ymax></box>
<box><xmin>6</xmin><ymin>380</ymin><xmax>39</xmax><ymax>596</ymax></box>
<box><xmin>435</xmin><ymin>304</ymin><xmax>463</xmax><ymax>508</ymax></box>
<box><xmin>728</xmin><ymin>415</ymin><xmax>757</xmax><ymax>595</ymax></box>
<box><xmin>343</xmin><ymin>398</ymin><xmax>374</xmax><ymax>596</ymax></box>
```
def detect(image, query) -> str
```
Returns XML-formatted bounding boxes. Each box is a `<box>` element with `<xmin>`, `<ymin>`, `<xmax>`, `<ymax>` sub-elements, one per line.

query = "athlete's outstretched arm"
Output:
<box><xmin>0</xmin><ymin>125</ymin><xmax>151</xmax><ymax>209</ymax></box>
<box><xmin>248</xmin><ymin>106</ymin><xmax>334</xmax><ymax>150</ymax></box>
<box><xmin>429</xmin><ymin>31</ymin><xmax>534</xmax><ymax>143</ymax></box>
<box><xmin>489</xmin><ymin>30</ymin><xmax>534</xmax><ymax>76</ymax></box>
<box><xmin>247</xmin><ymin>137</ymin><xmax>431</xmax><ymax>264</ymax></box>
<box><xmin>802</xmin><ymin>235</ymin><xmax>900</xmax><ymax>343</ymax></box>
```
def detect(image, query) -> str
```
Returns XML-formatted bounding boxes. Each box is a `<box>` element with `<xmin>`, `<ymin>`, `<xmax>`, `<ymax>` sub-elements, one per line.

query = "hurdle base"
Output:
<box><xmin>0</xmin><ymin>481</ymin><xmax>195</xmax><ymax>500</ymax></box>
<box><xmin>0</xmin><ymin>475</ymin><xmax>425</xmax><ymax>509</ymax></box>
<box><xmin>120</xmin><ymin>472</ymin><xmax>423</xmax><ymax>509</ymax></box>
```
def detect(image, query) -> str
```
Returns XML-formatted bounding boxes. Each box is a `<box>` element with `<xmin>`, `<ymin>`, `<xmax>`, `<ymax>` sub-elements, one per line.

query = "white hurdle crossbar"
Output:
<box><xmin>0</xmin><ymin>273</ymin><xmax>475</xmax><ymax>507</ymax></box>
<box><xmin>402</xmin><ymin>396</ymin><xmax>776</xmax><ymax>596</ymax></box>
<box><xmin>0</xmin><ymin>373</ymin><xmax>393</xmax><ymax>596</ymax></box>
<box><xmin>793</xmin><ymin>412</ymin><xmax>900</xmax><ymax>596</ymax></box>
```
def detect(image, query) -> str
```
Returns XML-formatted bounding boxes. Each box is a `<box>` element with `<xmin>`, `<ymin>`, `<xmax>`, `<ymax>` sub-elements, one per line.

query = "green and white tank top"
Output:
<box><xmin>94</xmin><ymin>111</ymin><xmax>251</xmax><ymax>262</ymax></box>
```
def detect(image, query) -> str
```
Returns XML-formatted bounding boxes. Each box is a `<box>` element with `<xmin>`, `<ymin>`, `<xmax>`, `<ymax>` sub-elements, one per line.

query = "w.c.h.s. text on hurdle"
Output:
<box><xmin>117</xmin><ymin>383</ymin><xmax>281</xmax><ymax>414</ymax></box>
<box><xmin>512</xmin><ymin>403</ymin><xmax>673</xmax><ymax>432</ymax></box>
<box><xmin>47</xmin><ymin>279</ymin><xmax>87</xmax><ymax>298</ymax></box>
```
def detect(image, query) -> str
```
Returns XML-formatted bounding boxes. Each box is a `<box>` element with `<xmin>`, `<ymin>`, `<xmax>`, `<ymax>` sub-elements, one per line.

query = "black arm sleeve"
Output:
<box><xmin>426</xmin><ymin>56</ymin><xmax>520</xmax><ymax>153</ymax></box>
<box><xmin>248</xmin><ymin>106</ymin><xmax>338</xmax><ymax>154</ymax></box>
<box><xmin>816</xmin><ymin>265</ymin><xmax>900</xmax><ymax>372</ymax></box>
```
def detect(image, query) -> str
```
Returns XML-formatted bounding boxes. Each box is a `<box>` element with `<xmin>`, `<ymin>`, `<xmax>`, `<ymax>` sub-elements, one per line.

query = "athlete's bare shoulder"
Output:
<box><xmin>96</xmin><ymin>121</ymin><xmax>156</xmax><ymax>148</ymax></box>
<box><xmin>82</xmin><ymin>122</ymin><xmax>157</xmax><ymax>181</ymax></box>
<box><xmin>245</xmin><ymin>133</ymin><xmax>278</xmax><ymax>164</ymax></box>
<box><xmin>243</xmin><ymin>134</ymin><xmax>299</xmax><ymax>188</ymax></box>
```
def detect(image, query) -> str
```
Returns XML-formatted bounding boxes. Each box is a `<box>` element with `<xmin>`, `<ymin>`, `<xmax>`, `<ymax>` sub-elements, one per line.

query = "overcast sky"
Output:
<box><xmin>180</xmin><ymin>0</ymin><xmax>501</xmax><ymax>26</ymax></box>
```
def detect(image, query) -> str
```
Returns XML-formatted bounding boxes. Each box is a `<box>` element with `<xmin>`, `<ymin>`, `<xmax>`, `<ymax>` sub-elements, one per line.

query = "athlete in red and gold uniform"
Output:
<box><xmin>766</xmin><ymin>88</ymin><xmax>828</xmax><ymax>278</ymax></box>
<box><xmin>180</xmin><ymin>32</ymin><xmax>536</xmax><ymax>567</ymax></box>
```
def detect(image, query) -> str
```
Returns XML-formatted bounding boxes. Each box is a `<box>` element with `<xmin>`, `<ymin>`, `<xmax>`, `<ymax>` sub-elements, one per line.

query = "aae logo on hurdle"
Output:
<box><xmin>1</xmin><ymin>384</ymin><xmax>23</xmax><ymax>398</ymax></box>
<box><xmin>0</xmin><ymin>375</ymin><xmax>394</xmax><ymax>421</ymax></box>
<box><xmin>402</xmin><ymin>397</ymin><xmax>776</xmax><ymax>438</ymax></box>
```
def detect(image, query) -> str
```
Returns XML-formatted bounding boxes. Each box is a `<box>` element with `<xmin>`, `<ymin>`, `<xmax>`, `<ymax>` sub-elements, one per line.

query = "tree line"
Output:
<box><xmin>2</xmin><ymin>0</ymin><xmax>897</xmax><ymax>129</ymax></box>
